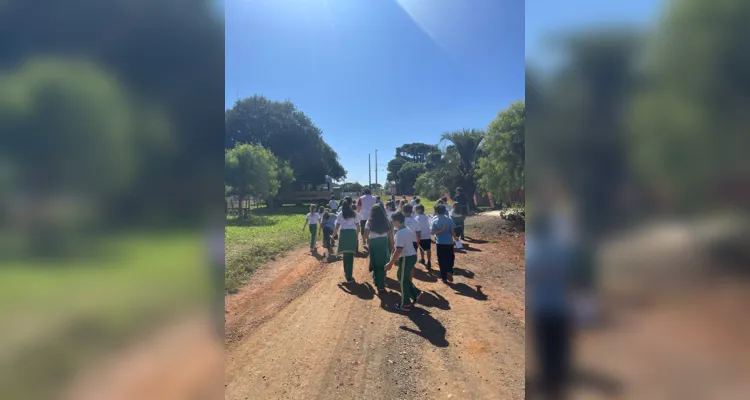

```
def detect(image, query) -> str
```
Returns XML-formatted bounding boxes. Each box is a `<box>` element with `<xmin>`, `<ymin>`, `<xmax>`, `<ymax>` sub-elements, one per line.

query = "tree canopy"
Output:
<box><xmin>479</xmin><ymin>100</ymin><xmax>525</xmax><ymax>203</ymax></box>
<box><xmin>226</xmin><ymin>95</ymin><xmax>347</xmax><ymax>183</ymax></box>
<box><xmin>225</xmin><ymin>143</ymin><xmax>293</xmax><ymax>208</ymax></box>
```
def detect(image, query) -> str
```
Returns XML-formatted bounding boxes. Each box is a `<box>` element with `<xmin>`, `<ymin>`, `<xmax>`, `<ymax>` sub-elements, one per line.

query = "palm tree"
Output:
<box><xmin>440</xmin><ymin>129</ymin><xmax>485</xmax><ymax>211</ymax></box>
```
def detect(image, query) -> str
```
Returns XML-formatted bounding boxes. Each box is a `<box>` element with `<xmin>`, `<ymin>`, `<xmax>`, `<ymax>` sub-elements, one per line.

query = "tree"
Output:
<box><xmin>225</xmin><ymin>95</ymin><xmax>346</xmax><ymax>183</ymax></box>
<box><xmin>630</xmin><ymin>0</ymin><xmax>750</xmax><ymax>213</ymax></box>
<box><xmin>396</xmin><ymin>143</ymin><xmax>439</xmax><ymax>164</ymax></box>
<box><xmin>340</xmin><ymin>182</ymin><xmax>364</xmax><ymax>193</ymax></box>
<box><xmin>396</xmin><ymin>162</ymin><xmax>426</xmax><ymax>195</ymax></box>
<box><xmin>440</xmin><ymin>129</ymin><xmax>485</xmax><ymax>210</ymax></box>
<box><xmin>225</xmin><ymin>143</ymin><xmax>292</xmax><ymax>216</ymax></box>
<box><xmin>479</xmin><ymin>100</ymin><xmax>525</xmax><ymax>205</ymax></box>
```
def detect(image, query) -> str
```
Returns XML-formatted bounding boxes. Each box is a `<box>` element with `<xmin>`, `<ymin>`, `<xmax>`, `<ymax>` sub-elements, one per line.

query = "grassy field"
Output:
<box><xmin>225</xmin><ymin>205</ymin><xmax>311</xmax><ymax>293</ymax></box>
<box><xmin>0</xmin><ymin>232</ymin><xmax>209</xmax><ymax>399</ymax></box>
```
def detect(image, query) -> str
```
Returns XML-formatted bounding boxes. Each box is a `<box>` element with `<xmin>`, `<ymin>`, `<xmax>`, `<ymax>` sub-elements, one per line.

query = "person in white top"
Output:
<box><xmin>357</xmin><ymin>188</ymin><xmax>377</xmax><ymax>247</ymax></box>
<box><xmin>385</xmin><ymin>211</ymin><xmax>422</xmax><ymax>312</ymax></box>
<box><xmin>414</xmin><ymin>204</ymin><xmax>433</xmax><ymax>270</ymax></box>
<box><xmin>410</xmin><ymin>195</ymin><xmax>419</xmax><ymax>207</ymax></box>
<box><xmin>401</xmin><ymin>204</ymin><xmax>421</xmax><ymax>256</ymax></box>
<box><xmin>329</xmin><ymin>195</ymin><xmax>338</xmax><ymax>212</ymax></box>
<box><xmin>302</xmin><ymin>204</ymin><xmax>321</xmax><ymax>252</ymax></box>
<box><xmin>334</xmin><ymin>202</ymin><xmax>361</xmax><ymax>283</ymax></box>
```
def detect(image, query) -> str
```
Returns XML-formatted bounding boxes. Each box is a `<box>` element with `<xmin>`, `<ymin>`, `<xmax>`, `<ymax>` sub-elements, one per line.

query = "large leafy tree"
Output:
<box><xmin>440</xmin><ymin>129</ymin><xmax>485</xmax><ymax>210</ymax></box>
<box><xmin>396</xmin><ymin>143</ymin><xmax>439</xmax><ymax>164</ymax></box>
<box><xmin>631</xmin><ymin>0</ymin><xmax>750</xmax><ymax>212</ymax></box>
<box><xmin>415</xmin><ymin>146</ymin><xmax>462</xmax><ymax>200</ymax></box>
<box><xmin>225</xmin><ymin>95</ymin><xmax>346</xmax><ymax>183</ymax></box>
<box><xmin>397</xmin><ymin>163</ymin><xmax>426</xmax><ymax>194</ymax></box>
<box><xmin>225</xmin><ymin>143</ymin><xmax>293</xmax><ymax>214</ymax></box>
<box><xmin>479</xmin><ymin>100</ymin><xmax>525</xmax><ymax>205</ymax></box>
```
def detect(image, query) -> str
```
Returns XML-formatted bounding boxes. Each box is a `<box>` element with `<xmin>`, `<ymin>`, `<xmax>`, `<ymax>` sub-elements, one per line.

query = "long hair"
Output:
<box><xmin>341</xmin><ymin>202</ymin><xmax>356</xmax><ymax>219</ymax></box>
<box><xmin>368</xmin><ymin>204</ymin><xmax>390</xmax><ymax>234</ymax></box>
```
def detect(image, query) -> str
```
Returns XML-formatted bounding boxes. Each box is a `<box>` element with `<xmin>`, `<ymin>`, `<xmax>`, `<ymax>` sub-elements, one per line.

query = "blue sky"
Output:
<box><xmin>526</xmin><ymin>0</ymin><xmax>665</xmax><ymax>72</ymax></box>
<box><xmin>225</xmin><ymin>0</ymin><xmax>524</xmax><ymax>185</ymax></box>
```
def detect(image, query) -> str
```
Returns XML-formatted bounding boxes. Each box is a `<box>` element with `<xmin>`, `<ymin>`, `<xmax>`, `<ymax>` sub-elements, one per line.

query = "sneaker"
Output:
<box><xmin>447</xmin><ymin>273</ymin><xmax>454</xmax><ymax>282</ymax></box>
<box><xmin>346</xmin><ymin>278</ymin><xmax>355</xmax><ymax>284</ymax></box>
<box><xmin>441</xmin><ymin>279</ymin><xmax>448</xmax><ymax>284</ymax></box>
<box><xmin>377</xmin><ymin>289</ymin><xmax>387</xmax><ymax>295</ymax></box>
<box><xmin>393</xmin><ymin>304</ymin><xmax>412</xmax><ymax>312</ymax></box>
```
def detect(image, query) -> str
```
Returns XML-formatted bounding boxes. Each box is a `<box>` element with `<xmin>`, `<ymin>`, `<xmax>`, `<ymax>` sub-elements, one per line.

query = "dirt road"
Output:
<box><xmin>225</xmin><ymin>216</ymin><xmax>526</xmax><ymax>400</ymax></box>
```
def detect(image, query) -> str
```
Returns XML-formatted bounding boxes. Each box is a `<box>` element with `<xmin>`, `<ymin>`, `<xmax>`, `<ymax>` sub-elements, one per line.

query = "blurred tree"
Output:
<box><xmin>340</xmin><ymin>182</ymin><xmax>364</xmax><ymax>193</ymax></box>
<box><xmin>396</xmin><ymin>143</ymin><xmax>439</xmax><ymax>164</ymax></box>
<box><xmin>387</xmin><ymin>157</ymin><xmax>407</xmax><ymax>192</ymax></box>
<box><xmin>440</xmin><ymin>129</ymin><xmax>485</xmax><ymax>210</ymax></box>
<box><xmin>479</xmin><ymin>100</ymin><xmax>525</xmax><ymax>205</ymax></box>
<box><xmin>415</xmin><ymin>147</ymin><xmax>462</xmax><ymax>200</ymax></box>
<box><xmin>225</xmin><ymin>95</ymin><xmax>347</xmax><ymax>183</ymax></box>
<box><xmin>631</xmin><ymin>0</ymin><xmax>750</xmax><ymax>212</ymax></box>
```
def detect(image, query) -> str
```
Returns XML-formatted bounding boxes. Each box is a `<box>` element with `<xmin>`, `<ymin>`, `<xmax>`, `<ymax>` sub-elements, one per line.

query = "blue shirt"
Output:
<box><xmin>526</xmin><ymin>234</ymin><xmax>571</xmax><ymax>314</ymax></box>
<box><xmin>430</xmin><ymin>216</ymin><xmax>456</xmax><ymax>245</ymax></box>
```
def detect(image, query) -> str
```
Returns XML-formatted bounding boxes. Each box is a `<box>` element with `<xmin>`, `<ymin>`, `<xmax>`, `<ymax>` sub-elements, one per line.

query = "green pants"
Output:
<box><xmin>343</xmin><ymin>253</ymin><xmax>354</xmax><ymax>280</ymax></box>
<box><xmin>397</xmin><ymin>255</ymin><xmax>421</xmax><ymax>306</ymax></box>
<box><xmin>309</xmin><ymin>224</ymin><xmax>317</xmax><ymax>249</ymax></box>
<box><xmin>368</xmin><ymin>236</ymin><xmax>389</xmax><ymax>291</ymax></box>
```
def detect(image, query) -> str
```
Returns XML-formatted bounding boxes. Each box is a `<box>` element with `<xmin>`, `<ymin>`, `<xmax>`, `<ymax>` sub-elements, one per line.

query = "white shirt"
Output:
<box><xmin>410</xmin><ymin>199</ymin><xmax>417</xmax><ymax>207</ymax></box>
<box><xmin>404</xmin><ymin>216</ymin><xmax>420</xmax><ymax>239</ymax></box>
<box><xmin>358</xmin><ymin>194</ymin><xmax>377</xmax><ymax>220</ymax></box>
<box><xmin>336</xmin><ymin>213</ymin><xmax>359</xmax><ymax>230</ymax></box>
<box><xmin>415</xmin><ymin>214</ymin><xmax>432</xmax><ymax>240</ymax></box>
<box><xmin>444</xmin><ymin>203</ymin><xmax>453</xmax><ymax>215</ymax></box>
<box><xmin>329</xmin><ymin>199</ymin><xmax>338</xmax><ymax>210</ymax></box>
<box><xmin>364</xmin><ymin>220</ymin><xmax>389</xmax><ymax>238</ymax></box>
<box><xmin>306</xmin><ymin>213</ymin><xmax>321</xmax><ymax>225</ymax></box>
<box><xmin>395</xmin><ymin>227</ymin><xmax>418</xmax><ymax>257</ymax></box>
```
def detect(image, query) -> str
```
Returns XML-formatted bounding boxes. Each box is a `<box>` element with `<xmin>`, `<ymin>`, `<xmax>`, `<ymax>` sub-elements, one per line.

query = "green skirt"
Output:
<box><xmin>337</xmin><ymin>229</ymin><xmax>358</xmax><ymax>255</ymax></box>
<box><xmin>368</xmin><ymin>236</ymin><xmax>390</xmax><ymax>272</ymax></box>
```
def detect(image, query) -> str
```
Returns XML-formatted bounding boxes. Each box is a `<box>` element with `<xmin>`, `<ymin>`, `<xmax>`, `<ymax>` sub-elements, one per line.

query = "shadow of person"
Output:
<box><xmin>465</xmin><ymin>237</ymin><xmax>489</xmax><ymax>244</ymax></box>
<box><xmin>413</xmin><ymin>267</ymin><xmax>438</xmax><ymax>283</ymax></box>
<box><xmin>463</xmin><ymin>246</ymin><xmax>482</xmax><ymax>252</ymax></box>
<box><xmin>311</xmin><ymin>248</ymin><xmax>326</xmax><ymax>261</ymax></box>
<box><xmin>377</xmin><ymin>289</ymin><xmax>402</xmax><ymax>310</ymax></box>
<box><xmin>453</xmin><ymin>268</ymin><xmax>475</xmax><ymax>279</ymax></box>
<box><xmin>338</xmin><ymin>281</ymin><xmax>375</xmax><ymax>300</ymax></box>
<box><xmin>385</xmin><ymin>277</ymin><xmax>400</xmax><ymax>292</ymax></box>
<box><xmin>448</xmin><ymin>282</ymin><xmax>488</xmax><ymax>301</ymax></box>
<box><xmin>399</xmin><ymin>307</ymin><xmax>449</xmax><ymax>348</ymax></box>
<box><xmin>417</xmin><ymin>290</ymin><xmax>450</xmax><ymax>310</ymax></box>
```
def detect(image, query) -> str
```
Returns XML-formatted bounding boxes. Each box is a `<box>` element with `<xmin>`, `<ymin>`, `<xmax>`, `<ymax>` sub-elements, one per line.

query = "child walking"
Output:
<box><xmin>364</xmin><ymin>204</ymin><xmax>393</xmax><ymax>294</ymax></box>
<box><xmin>431</xmin><ymin>204</ymin><xmax>458</xmax><ymax>284</ymax></box>
<box><xmin>415</xmin><ymin>204</ymin><xmax>433</xmax><ymax>270</ymax></box>
<box><xmin>333</xmin><ymin>202</ymin><xmax>360</xmax><ymax>283</ymax></box>
<box><xmin>402</xmin><ymin>205</ymin><xmax>422</xmax><ymax>257</ymax></box>
<box><xmin>385</xmin><ymin>212</ymin><xmax>422</xmax><ymax>312</ymax></box>
<box><xmin>320</xmin><ymin>210</ymin><xmax>335</xmax><ymax>257</ymax></box>
<box><xmin>450</xmin><ymin>201</ymin><xmax>466</xmax><ymax>241</ymax></box>
<box><xmin>303</xmin><ymin>204</ymin><xmax>321</xmax><ymax>252</ymax></box>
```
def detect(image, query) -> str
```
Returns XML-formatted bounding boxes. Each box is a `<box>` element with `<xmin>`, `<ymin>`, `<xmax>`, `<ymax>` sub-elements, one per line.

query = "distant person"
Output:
<box><xmin>358</xmin><ymin>189</ymin><xmax>377</xmax><ymax>249</ymax></box>
<box><xmin>415</xmin><ymin>204</ymin><xmax>433</xmax><ymax>270</ymax></box>
<box><xmin>410</xmin><ymin>196</ymin><xmax>418</xmax><ymax>207</ymax></box>
<box><xmin>454</xmin><ymin>187</ymin><xmax>469</xmax><ymax>214</ymax></box>
<box><xmin>441</xmin><ymin>197</ymin><xmax>453</xmax><ymax>216</ymax></box>
<box><xmin>385</xmin><ymin>200</ymin><xmax>396</xmax><ymax>218</ymax></box>
<box><xmin>302</xmin><ymin>204</ymin><xmax>320</xmax><ymax>252</ymax></box>
<box><xmin>450</xmin><ymin>201</ymin><xmax>466</xmax><ymax>241</ymax></box>
<box><xmin>385</xmin><ymin>211</ymin><xmax>422</xmax><ymax>312</ymax></box>
<box><xmin>364</xmin><ymin>204</ymin><xmax>393</xmax><ymax>294</ymax></box>
<box><xmin>431</xmin><ymin>203</ymin><xmax>457</xmax><ymax>284</ymax></box>
<box><xmin>375</xmin><ymin>195</ymin><xmax>384</xmax><ymax>207</ymax></box>
<box><xmin>329</xmin><ymin>195</ymin><xmax>338</xmax><ymax>212</ymax></box>
<box><xmin>333</xmin><ymin>202</ymin><xmax>361</xmax><ymax>283</ymax></box>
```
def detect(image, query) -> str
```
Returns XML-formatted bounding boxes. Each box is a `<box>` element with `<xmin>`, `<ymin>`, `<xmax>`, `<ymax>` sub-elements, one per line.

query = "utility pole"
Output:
<box><xmin>368</xmin><ymin>154</ymin><xmax>372</xmax><ymax>187</ymax></box>
<box><xmin>375</xmin><ymin>149</ymin><xmax>378</xmax><ymax>186</ymax></box>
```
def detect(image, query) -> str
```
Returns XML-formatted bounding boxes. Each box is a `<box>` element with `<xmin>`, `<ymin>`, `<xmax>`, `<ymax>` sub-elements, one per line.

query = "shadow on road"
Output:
<box><xmin>417</xmin><ymin>290</ymin><xmax>451</xmax><ymax>310</ymax></box>
<box><xmin>399</xmin><ymin>307</ymin><xmax>449</xmax><ymax>348</ymax></box>
<box><xmin>413</xmin><ymin>267</ymin><xmax>438</xmax><ymax>283</ymax></box>
<box><xmin>453</xmin><ymin>267</ymin><xmax>475</xmax><ymax>279</ymax></box>
<box><xmin>338</xmin><ymin>281</ymin><xmax>375</xmax><ymax>300</ymax></box>
<box><xmin>465</xmin><ymin>237</ymin><xmax>488</xmax><ymax>244</ymax></box>
<box><xmin>448</xmin><ymin>282</ymin><xmax>488</xmax><ymax>301</ymax></box>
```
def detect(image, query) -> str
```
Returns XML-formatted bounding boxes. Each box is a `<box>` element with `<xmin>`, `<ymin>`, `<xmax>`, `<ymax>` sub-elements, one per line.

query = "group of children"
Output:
<box><xmin>302</xmin><ymin>196</ymin><xmax>469</xmax><ymax>312</ymax></box>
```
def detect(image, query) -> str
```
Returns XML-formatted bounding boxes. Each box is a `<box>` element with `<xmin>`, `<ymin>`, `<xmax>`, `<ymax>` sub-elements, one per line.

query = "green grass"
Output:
<box><xmin>225</xmin><ymin>205</ymin><xmax>311</xmax><ymax>293</ymax></box>
<box><xmin>0</xmin><ymin>232</ymin><xmax>209</xmax><ymax>399</ymax></box>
